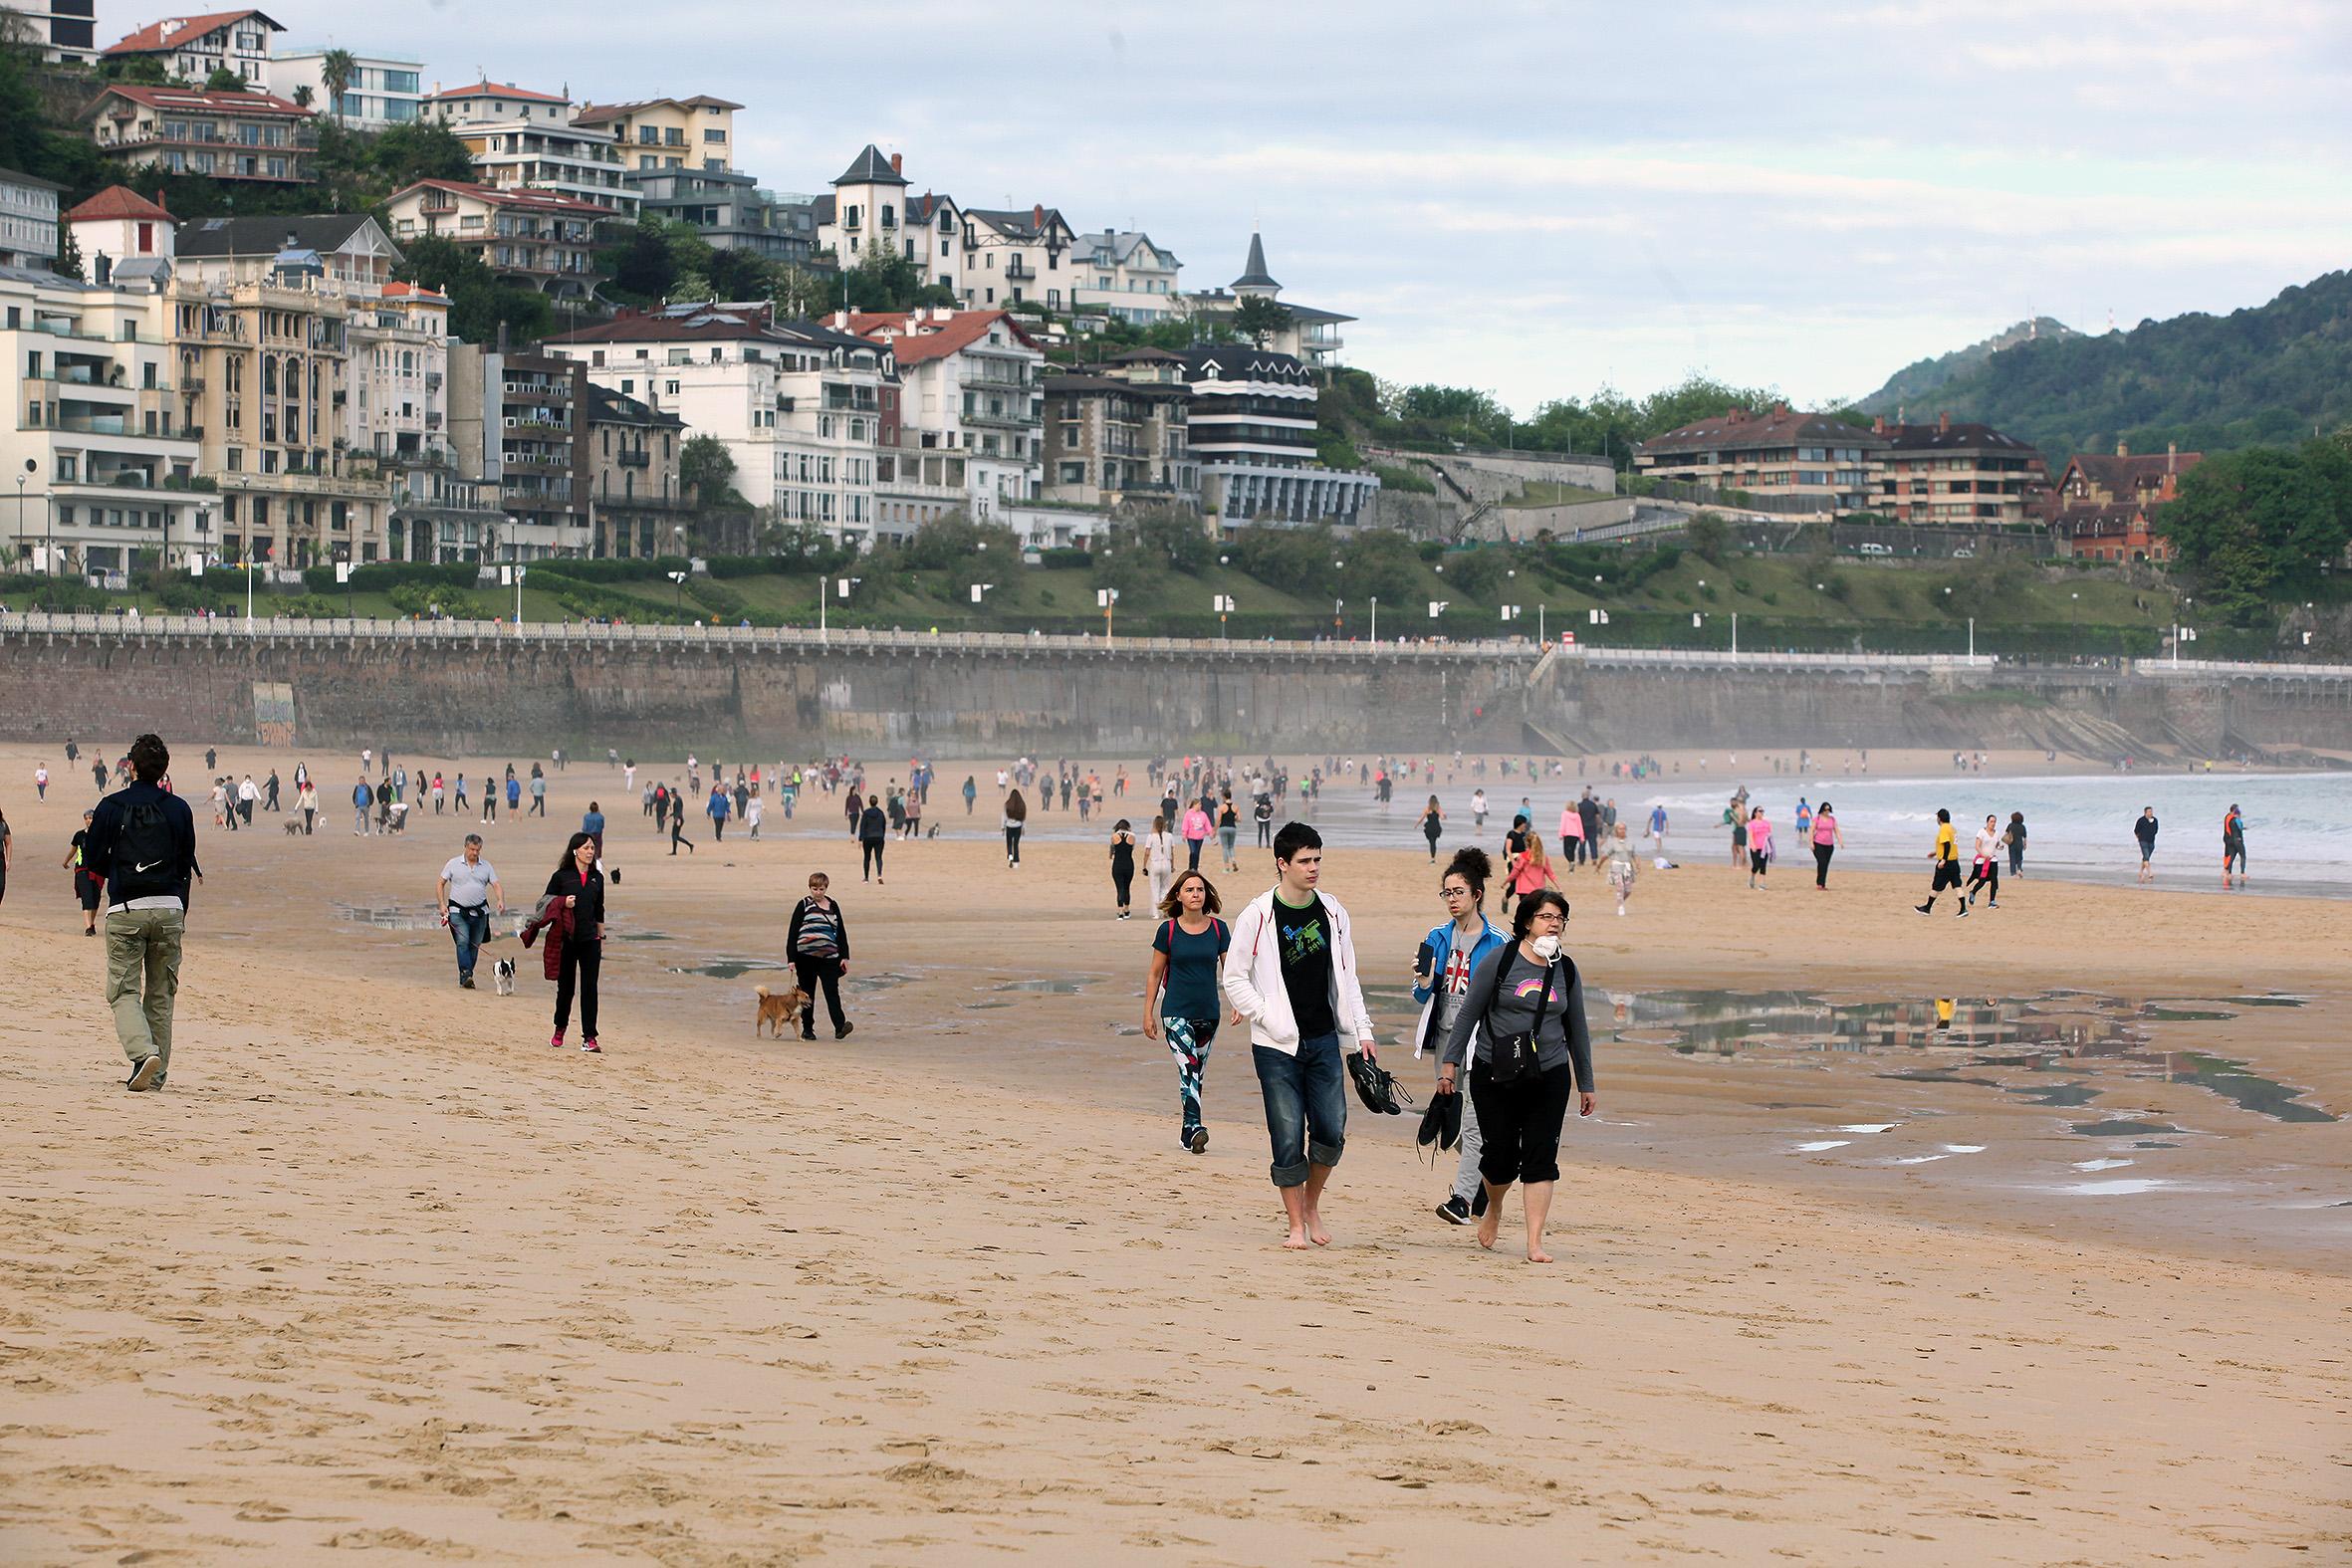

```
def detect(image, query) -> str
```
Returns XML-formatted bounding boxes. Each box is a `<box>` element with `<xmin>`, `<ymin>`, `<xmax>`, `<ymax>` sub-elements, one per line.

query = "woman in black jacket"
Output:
<box><xmin>548</xmin><ymin>831</ymin><xmax>606</xmax><ymax>1052</ymax></box>
<box><xmin>858</xmin><ymin>797</ymin><xmax>889</xmax><ymax>883</ymax></box>
<box><xmin>1436</xmin><ymin>889</ymin><xmax>1595</xmax><ymax>1262</ymax></box>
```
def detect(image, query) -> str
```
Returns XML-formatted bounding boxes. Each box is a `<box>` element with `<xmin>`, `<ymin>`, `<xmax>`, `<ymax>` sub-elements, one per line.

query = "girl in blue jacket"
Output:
<box><xmin>1410</xmin><ymin>846</ymin><xmax>1510</xmax><ymax>1227</ymax></box>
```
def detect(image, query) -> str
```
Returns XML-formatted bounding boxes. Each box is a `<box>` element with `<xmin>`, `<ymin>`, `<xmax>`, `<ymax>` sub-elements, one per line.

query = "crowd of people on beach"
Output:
<box><xmin>13</xmin><ymin>730</ymin><xmax>2265</xmax><ymax>1260</ymax></box>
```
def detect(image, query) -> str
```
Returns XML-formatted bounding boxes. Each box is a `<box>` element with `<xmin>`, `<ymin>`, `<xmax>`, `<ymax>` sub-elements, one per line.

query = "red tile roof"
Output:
<box><xmin>64</xmin><ymin>185</ymin><xmax>175</xmax><ymax>223</ymax></box>
<box><xmin>381</xmin><ymin>279</ymin><xmax>450</xmax><ymax>303</ymax></box>
<box><xmin>90</xmin><ymin>83</ymin><xmax>309</xmax><ymax>116</ymax></box>
<box><xmin>389</xmin><ymin>179</ymin><xmax>612</xmax><ymax>216</ymax></box>
<box><xmin>839</xmin><ymin>309</ymin><xmax>1037</xmax><ymax>365</ymax></box>
<box><xmin>427</xmin><ymin>81</ymin><xmax>568</xmax><ymax>106</ymax></box>
<box><xmin>103</xmin><ymin>8</ymin><xmax>281</xmax><ymax>57</ymax></box>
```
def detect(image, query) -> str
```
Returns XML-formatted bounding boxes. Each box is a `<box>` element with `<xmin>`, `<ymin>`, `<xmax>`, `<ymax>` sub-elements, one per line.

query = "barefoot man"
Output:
<box><xmin>1223</xmin><ymin>823</ymin><xmax>1377</xmax><ymax>1249</ymax></box>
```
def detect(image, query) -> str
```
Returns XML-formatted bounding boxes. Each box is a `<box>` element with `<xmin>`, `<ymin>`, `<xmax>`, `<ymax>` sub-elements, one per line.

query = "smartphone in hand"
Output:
<box><xmin>1415</xmin><ymin>940</ymin><xmax>1435</xmax><ymax>981</ymax></box>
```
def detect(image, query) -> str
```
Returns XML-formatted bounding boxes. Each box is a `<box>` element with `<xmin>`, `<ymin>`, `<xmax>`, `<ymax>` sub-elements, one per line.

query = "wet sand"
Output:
<box><xmin>1</xmin><ymin>743</ymin><xmax>2348</xmax><ymax>1562</ymax></box>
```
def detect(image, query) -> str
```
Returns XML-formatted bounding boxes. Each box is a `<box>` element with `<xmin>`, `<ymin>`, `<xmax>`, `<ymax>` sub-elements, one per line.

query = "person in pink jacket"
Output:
<box><xmin>1745</xmin><ymin>806</ymin><xmax>1773</xmax><ymax>889</ymax></box>
<box><xmin>1558</xmin><ymin>800</ymin><xmax>1587</xmax><ymax>869</ymax></box>
<box><xmin>1181</xmin><ymin>802</ymin><xmax>1213</xmax><ymax>871</ymax></box>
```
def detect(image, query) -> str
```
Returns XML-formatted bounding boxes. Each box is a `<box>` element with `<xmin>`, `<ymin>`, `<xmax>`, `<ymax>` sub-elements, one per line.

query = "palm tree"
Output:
<box><xmin>320</xmin><ymin>48</ymin><xmax>356</xmax><ymax>126</ymax></box>
<box><xmin>291</xmin><ymin>84</ymin><xmax>314</xmax><ymax>110</ymax></box>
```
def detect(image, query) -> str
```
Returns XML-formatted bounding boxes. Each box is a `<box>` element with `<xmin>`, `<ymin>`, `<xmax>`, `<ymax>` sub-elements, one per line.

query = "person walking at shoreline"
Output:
<box><xmin>857</xmin><ymin>793</ymin><xmax>887</xmax><ymax>883</ymax></box>
<box><xmin>2006</xmin><ymin>811</ymin><xmax>2027</xmax><ymax>877</ymax></box>
<box><xmin>437</xmin><ymin>833</ymin><xmax>505</xmax><ymax>991</ymax></box>
<box><xmin>2134</xmin><ymin>806</ymin><xmax>2159</xmax><ymax>884</ymax></box>
<box><xmin>1648</xmin><ymin>801</ymin><xmax>1668</xmax><ymax>857</ymax></box>
<box><xmin>707</xmin><ymin>782</ymin><xmax>731</xmax><ymax>843</ymax></box>
<box><xmin>1146</xmin><ymin>868</ymin><xmax>1231</xmax><ymax>1154</ymax></box>
<box><xmin>1180</xmin><ymin>800</ymin><xmax>1212</xmax><ymax>873</ymax></box>
<box><xmin>1917</xmin><ymin>808</ymin><xmax>1966</xmax><ymax>917</ymax></box>
<box><xmin>786</xmin><ymin>873</ymin><xmax>853</xmax><ymax>1040</ymax></box>
<box><xmin>528</xmin><ymin>772</ymin><xmax>548</xmax><ymax>817</ymax></box>
<box><xmin>1221</xmin><ymin>822</ymin><xmax>1378</xmax><ymax>1250</ymax></box>
<box><xmin>582</xmin><ymin>800</ymin><xmax>606</xmax><ymax>867</ymax></box>
<box><xmin>1254</xmin><ymin>791</ymin><xmax>1275</xmax><ymax>849</ymax></box>
<box><xmin>1217</xmin><ymin>795</ymin><xmax>1241</xmax><ymax>872</ymax></box>
<box><xmin>1810</xmin><ymin>799</ymin><xmax>1843</xmax><ymax>889</ymax></box>
<box><xmin>668</xmin><ymin>789</ymin><xmax>695</xmax><ymax>855</ymax></box>
<box><xmin>1471</xmin><ymin>787</ymin><xmax>1488</xmax><ymax>829</ymax></box>
<box><xmin>1002</xmin><ymin>788</ymin><xmax>1027</xmax><ymax>868</ymax></box>
<box><xmin>505</xmin><ymin>772</ymin><xmax>522</xmax><ymax>819</ymax></box>
<box><xmin>1605</xmin><ymin>822</ymin><xmax>1638</xmax><ymax>915</ymax></box>
<box><xmin>1509</xmin><ymin>832</ymin><xmax>1563</xmax><ymax>906</ymax></box>
<box><xmin>1413</xmin><ymin>846</ymin><xmax>1507</xmax><ymax>1226</ymax></box>
<box><xmin>353</xmin><ymin>775</ymin><xmax>374</xmax><ymax>835</ymax></box>
<box><xmin>0</xmin><ymin>805</ymin><xmax>11</xmax><ymax>907</ymax></box>
<box><xmin>2223</xmin><ymin>804</ymin><xmax>2247</xmax><ymax>890</ymax></box>
<box><xmin>1558</xmin><ymin>797</ymin><xmax>1586</xmax><ymax>869</ymax></box>
<box><xmin>84</xmin><ymin>734</ymin><xmax>198</xmax><ymax>1092</ymax></box>
<box><xmin>1727</xmin><ymin>797</ymin><xmax>1747</xmax><ymax>870</ymax></box>
<box><xmin>1964</xmin><ymin>813</ymin><xmax>2005</xmax><ymax>909</ymax></box>
<box><xmin>1142</xmin><ymin>814</ymin><xmax>1176</xmax><ymax>909</ymax></box>
<box><xmin>65</xmin><ymin>808</ymin><xmax>100</xmax><ymax>936</ymax></box>
<box><xmin>746</xmin><ymin>790</ymin><xmax>764</xmax><ymax>840</ymax></box>
<box><xmin>34</xmin><ymin>762</ymin><xmax>48</xmax><ymax>801</ymax></box>
<box><xmin>531</xmin><ymin>831</ymin><xmax>605</xmax><ymax>1052</ymax></box>
<box><xmin>1420</xmin><ymin>794</ymin><xmax>1445</xmax><ymax>862</ymax></box>
<box><xmin>1109</xmin><ymin>819</ymin><xmax>1138</xmax><ymax>919</ymax></box>
<box><xmin>1437</xmin><ymin>888</ymin><xmax>1595</xmax><ymax>1263</ymax></box>
<box><xmin>1745</xmin><ymin>806</ymin><xmax>1773</xmax><ymax>889</ymax></box>
<box><xmin>961</xmin><ymin>775</ymin><xmax>978</xmax><ymax>815</ymax></box>
<box><xmin>452</xmin><ymin>773</ymin><xmax>468</xmax><ymax>817</ymax></box>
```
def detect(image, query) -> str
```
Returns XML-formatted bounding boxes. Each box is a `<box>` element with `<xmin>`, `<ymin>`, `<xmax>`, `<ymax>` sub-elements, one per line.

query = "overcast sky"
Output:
<box><xmin>202</xmin><ymin>0</ymin><xmax>2352</xmax><ymax>415</ymax></box>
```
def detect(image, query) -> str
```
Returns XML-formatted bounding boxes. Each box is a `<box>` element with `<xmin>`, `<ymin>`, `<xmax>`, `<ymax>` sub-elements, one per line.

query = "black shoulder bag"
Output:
<box><xmin>1484</xmin><ymin>953</ymin><xmax>1557</xmax><ymax>1084</ymax></box>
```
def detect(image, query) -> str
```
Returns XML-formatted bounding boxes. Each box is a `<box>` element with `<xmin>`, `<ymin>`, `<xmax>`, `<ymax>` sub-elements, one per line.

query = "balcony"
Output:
<box><xmin>616</xmin><ymin>448</ymin><xmax>650</xmax><ymax>468</ymax></box>
<box><xmin>1005</xmin><ymin>259</ymin><xmax>1033</xmax><ymax>281</ymax></box>
<box><xmin>962</xmin><ymin>402</ymin><xmax>1040</xmax><ymax>431</ymax></box>
<box><xmin>424</xmin><ymin>371</ymin><xmax>442</xmax><ymax>390</ymax></box>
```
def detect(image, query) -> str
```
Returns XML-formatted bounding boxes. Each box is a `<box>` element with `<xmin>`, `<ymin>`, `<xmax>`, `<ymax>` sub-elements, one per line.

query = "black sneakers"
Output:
<box><xmin>459</xmin><ymin>974</ymin><xmax>476</xmax><ymax>990</ymax></box>
<box><xmin>125</xmin><ymin>1057</ymin><xmax>163</xmax><ymax>1092</ymax></box>
<box><xmin>1436</xmin><ymin>1195</ymin><xmax>1471</xmax><ymax>1226</ymax></box>
<box><xmin>834</xmin><ymin>1021</ymin><xmax>855</xmax><ymax>1040</ymax></box>
<box><xmin>800</xmin><ymin>1025</ymin><xmax>817</xmax><ymax>1041</ymax></box>
<box><xmin>1188</xmin><ymin>1127</ymin><xmax>1209</xmax><ymax>1154</ymax></box>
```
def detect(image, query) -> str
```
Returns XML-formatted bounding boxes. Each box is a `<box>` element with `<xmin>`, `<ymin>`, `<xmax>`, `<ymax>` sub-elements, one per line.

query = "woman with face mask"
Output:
<box><xmin>1436</xmin><ymin>889</ymin><xmax>1595</xmax><ymax>1263</ymax></box>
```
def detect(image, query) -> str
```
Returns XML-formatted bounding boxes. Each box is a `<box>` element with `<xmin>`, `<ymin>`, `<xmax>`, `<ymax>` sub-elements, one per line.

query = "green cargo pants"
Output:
<box><xmin>105</xmin><ymin>906</ymin><xmax>184</xmax><ymax>1079</ymax></box>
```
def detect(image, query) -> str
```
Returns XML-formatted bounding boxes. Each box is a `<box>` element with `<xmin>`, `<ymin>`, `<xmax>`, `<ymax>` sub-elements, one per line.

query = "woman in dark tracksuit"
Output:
<box><xmin>1436</xmin><ymin>889</ymin><xmax>1595</xmax><ymax>1263</ymax></box>
<box><xmin>545</xmin><ymin>831</ymin><xmax>606</xmax><ymax>1052</ymax></box>
<box><xmin>858</xmin><ymin>797</ymin><xmax>888</xmax><ymax>883</ymax></box>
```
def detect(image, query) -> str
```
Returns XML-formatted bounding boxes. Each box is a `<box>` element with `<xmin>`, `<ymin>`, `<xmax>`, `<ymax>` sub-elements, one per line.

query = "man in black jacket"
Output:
<box><xmin>82</xmin><ymin>733</ymin><xmax>198</xmax><ymax>1091</ymax></box>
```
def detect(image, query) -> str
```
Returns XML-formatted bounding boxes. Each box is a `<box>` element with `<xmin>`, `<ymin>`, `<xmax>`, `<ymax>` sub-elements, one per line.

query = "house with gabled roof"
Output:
<box><xmin>1178</xmin><ymin>232</ymin><xmax>1352</xmax><ymax>367</ymax></box>
<box><xmin>575</xmin><ymin>96</ymin><xmax>744</xmax><ymax>175</ymax></box>
<box><xmin>102</xmin><ymin>8</ymin><xmax>282</xmax><ymax>85</ymax></box>
<box><xmin>837</xmin><ymin>308</ymin><xmax>1043</xmax><ymax>535</ymax></box>
<box><xmin>1071</xmin><ymin>230</ymin><xmax>1181</xmax><ymax>324</ymax></box>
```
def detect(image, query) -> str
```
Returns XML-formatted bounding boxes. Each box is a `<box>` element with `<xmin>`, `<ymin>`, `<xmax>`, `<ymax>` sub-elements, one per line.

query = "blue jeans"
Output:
<box><xmin>1252</xmin><ymin>1032</ymin><xmax>1346</xmax><ymax>1188</ymax></box>
<box><xmin>448</xmin><ymin>905</ymin><xmax>490</xmax><ymax>979</ymax></box>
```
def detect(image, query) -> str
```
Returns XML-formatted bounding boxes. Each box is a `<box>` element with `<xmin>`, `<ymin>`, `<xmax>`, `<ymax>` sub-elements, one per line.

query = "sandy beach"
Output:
<box><xmin>1</xmin><ymin>741</ymin><xmax>2347</xmax><ymax>1563</ymax></box>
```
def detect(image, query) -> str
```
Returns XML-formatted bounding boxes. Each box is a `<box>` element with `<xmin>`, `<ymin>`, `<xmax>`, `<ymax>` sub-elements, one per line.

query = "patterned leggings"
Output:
<box><xmin>1164</xmin><ymin>1015</ymin><xmax>1220</xmax><ymax>1140</ymax></box>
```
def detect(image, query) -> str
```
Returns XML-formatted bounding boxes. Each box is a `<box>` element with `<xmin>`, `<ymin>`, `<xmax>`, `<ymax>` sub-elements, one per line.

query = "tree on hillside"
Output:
<box><xmin>2159</xmin><ymin>439</ymin><xmax>2352</xmax><ymax>623</ymax></box>
<box><xmin>202</xmin><ymin>67</ymin><xmax>245</xmax><ymax>91</ymax></box>
<box><xmin>1232</xmin><ymin>294</ymin><xmax>1291</xmax><ymax>347</ymax></box>
<box><xmin>1685</xmin><ymin>510</ymin><xmax>1730</xmax><ymax>563</ymax></box>
<box><xmin>95</xmin><ymin>55</ymin><xmax>170</xmax><ymax>84</ymax></box>
<box><xmin>839</xmin><ymin>242</ymin><xmax>954</xmax><ymax>313</ymax></box>
<box><xmin>680</xmin><ymin>435</ymin><xmax>746</xmax><ymax>508</ymax></box>
<box><xmin>394</xmin><ymin>235</ymin><xmax>552</xmax><ymax>344</ymax></box>
<box><xmin>319</xmin><ymin>48</ymin><xmax>355</xmax><ymax>125</ymax></box>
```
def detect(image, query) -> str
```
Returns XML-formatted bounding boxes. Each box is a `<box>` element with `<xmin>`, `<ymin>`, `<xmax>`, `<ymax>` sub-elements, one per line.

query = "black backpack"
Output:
<box><xmin>110</xmin><ymin>797</ymin><xmax>179</xmax><ymax>902</ymax></box>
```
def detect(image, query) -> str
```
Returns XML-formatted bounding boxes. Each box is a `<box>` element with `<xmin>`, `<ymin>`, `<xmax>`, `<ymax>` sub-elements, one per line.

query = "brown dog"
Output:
<box><xmin>754</xmin><ymin>983</ymin><xmax>807</xmax><ymax>1038</ymax></box>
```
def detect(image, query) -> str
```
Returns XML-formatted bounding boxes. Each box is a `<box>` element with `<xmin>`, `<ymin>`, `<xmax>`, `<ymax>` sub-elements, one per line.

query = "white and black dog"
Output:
<box><xmin>492</xmin><ymin>958</ymin><xmax>517</xmax><ymax>997</ymax></box>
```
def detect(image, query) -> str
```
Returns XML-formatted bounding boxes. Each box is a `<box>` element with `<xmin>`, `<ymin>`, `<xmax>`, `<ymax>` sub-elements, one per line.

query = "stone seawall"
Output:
<box><xmin>5</xmin><ymin>628</ymin><xmax>2348</xmax><ymax>761</ymax></box>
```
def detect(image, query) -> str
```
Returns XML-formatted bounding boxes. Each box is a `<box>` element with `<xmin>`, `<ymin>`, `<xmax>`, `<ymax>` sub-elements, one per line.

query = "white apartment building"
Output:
<box><xmin>267</xmin><ymin>49</ymin><xmax>425</xmax><ymax>128</ymax></box>
<box><xmin>423</xmin><ymin>83</ymin><xmax>636</xmax><ymax>219</ymax></box>
<box><xmin>0</xmin><ymin>170</ymin><xmax>64</xmax><ymax>271</ymax></box>
<box><xmin>100</xmin><ymin>6</ymin><xmax>281</xmax><ymax>84</ymax></box>
<box><xmin>1070</xmin><ymin>230</ymin><xmax>1180</xmax><ymax>324</ymax></box>
<box><xmin>838</xmin><ymin>308</ymin><xmax>1042</xmax><ymax>538</ymax></box>
<box><xmin>1181</xmin><ymin>343</ymin><xmax>1377</xmax><ymax>528</ymax></box>
<box><xmin>960</xmin><ymin>203</ymin><xmax>1075</xmax><ymax>312</ymax></box>
<box><xmin>541</xmin><ymin>303</ymin><xmax>894</xmax><ymax>550</ymax></box>
<box><xmin>1</xmin><ymin>251</ymin><xmax>208</xmax><ymax>577</ymax></box>
<box><xmin>11</xmin><ymin>0</ymin><xmax>99</xmax><ymax>65</ymax></box>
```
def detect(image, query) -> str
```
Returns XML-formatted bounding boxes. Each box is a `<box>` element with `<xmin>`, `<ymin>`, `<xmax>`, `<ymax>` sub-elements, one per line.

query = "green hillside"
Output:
<box><xmin>1857</xmin><ymin>317</ymin><xmax>2078</xmax><ymax>416</ymax></box>
<box><xmin>1899</xmin><ymin>271</ymin><xmax>2352</xmax><ymax>461</ymax></box>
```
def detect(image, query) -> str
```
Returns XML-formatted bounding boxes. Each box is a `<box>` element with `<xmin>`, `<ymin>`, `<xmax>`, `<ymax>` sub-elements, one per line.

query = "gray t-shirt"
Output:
<box><xmin>1443</xmin><ymin>947</ymin><xmax>1595</xmax><ymax>1086</ymax></box>
<box><xmin>441</xmin><ymin>855</ymin><xmax>498</xmax><ymax>909</ymax></box>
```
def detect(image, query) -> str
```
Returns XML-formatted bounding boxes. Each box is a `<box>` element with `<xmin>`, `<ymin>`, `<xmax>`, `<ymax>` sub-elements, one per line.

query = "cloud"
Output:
<box><xmin>253</xmin><ymin>0</ymin><xmax>2352</xmax><ymax>411</ymax></box>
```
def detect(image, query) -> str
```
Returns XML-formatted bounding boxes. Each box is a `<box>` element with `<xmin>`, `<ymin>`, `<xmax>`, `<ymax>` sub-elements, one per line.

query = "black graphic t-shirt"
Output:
<box><xmin>1274</xmin><ymin>892</ymin><xmax>1337</xmax><ymax>1040</ymax></box>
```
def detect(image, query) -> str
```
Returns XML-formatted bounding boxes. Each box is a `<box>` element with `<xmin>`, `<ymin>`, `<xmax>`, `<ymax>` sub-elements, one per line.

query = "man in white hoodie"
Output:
<box><xmin>1222</xmin><ymin>822</ymin><xmax>1378</xmax><ymax>1249</ymax></box>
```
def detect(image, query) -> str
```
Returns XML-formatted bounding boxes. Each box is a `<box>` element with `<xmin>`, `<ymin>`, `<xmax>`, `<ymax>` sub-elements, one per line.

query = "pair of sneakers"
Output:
<box><xmin>798</xmin><ymin>1020</ymin><xmax>856</xmax><ymax>1041</ymax></box>
<box><xmin>551</xmin><ymin>1030</ymin><xmax>601</xmax><ymax>1053</ymax></box>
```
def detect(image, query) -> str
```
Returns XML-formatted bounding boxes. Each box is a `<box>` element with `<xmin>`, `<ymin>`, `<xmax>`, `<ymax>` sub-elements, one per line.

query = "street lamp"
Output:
<box><xmin>1370</xmin><ymin>594</ymin><xmax>1378</xmax><ymax>642</ymax></box>
<box><xmin>18</xmin><ymin>458</ymin><xmax>37</xmax><ymax>579</ymax></box>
